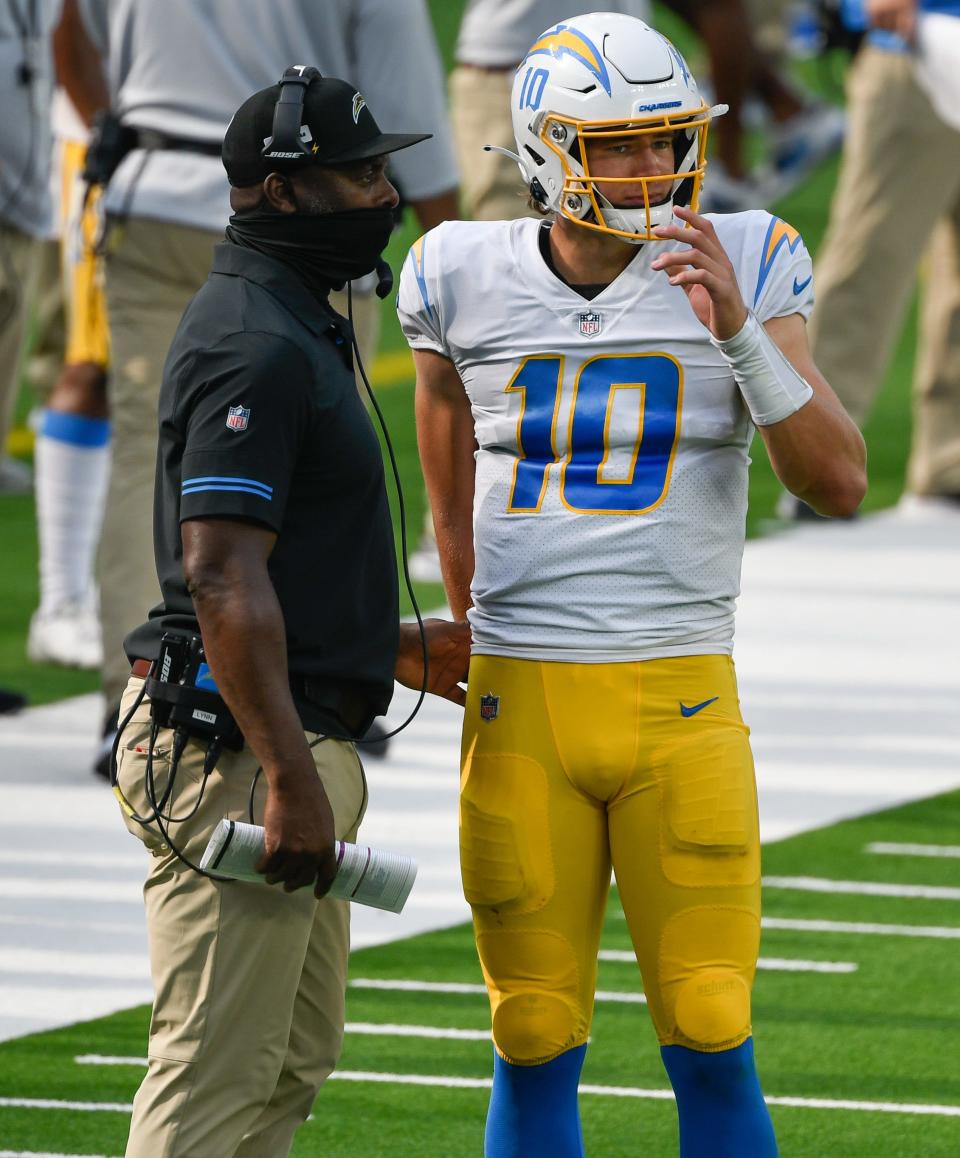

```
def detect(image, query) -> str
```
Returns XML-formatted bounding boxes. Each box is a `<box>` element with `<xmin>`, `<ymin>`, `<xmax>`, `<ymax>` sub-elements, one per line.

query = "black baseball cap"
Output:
<box><xmin>222</xmin><ymin>72</ymin><xmax>431</xmax><ymax>187</ymax></box>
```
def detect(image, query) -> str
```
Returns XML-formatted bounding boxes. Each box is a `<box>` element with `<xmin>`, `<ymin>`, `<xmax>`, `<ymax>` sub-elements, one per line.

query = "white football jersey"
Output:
<box><xmin>398</xmin><ymin>212</ymin><xmax>814</xmax><ymax>662</ymax></box>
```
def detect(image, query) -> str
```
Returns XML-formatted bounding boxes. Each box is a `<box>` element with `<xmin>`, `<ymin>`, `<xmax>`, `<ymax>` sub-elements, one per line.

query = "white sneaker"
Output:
<box><xmin>895</xmin><ymin>492</ymin><xmax>960</xmax><ymax>520</ymax></box>
<box><xmin>0</xmin><ymin>455</ymin><xmax>33</xmax><ymax>494</ymax></box>
<box><xmin>775</xmin><ymin>490</ymin><xmax>827</xmax><ymax>522</ymax></box>
<box><xmin>27</xmin><ymin>602</ymin><xmax>103</xmax><ymax>670</ymax></box>
<box><xmin>407</xmin><ymin>537</ymin><xmax>444</xmax><ymax>584</ymax></box>
<box><xmin>770</xmin><ymin>103</ymin><xmax>845</xmax><ymax>195</ymax></box>
<box><xmin>700</xmin><ymin>161</ymin><xmax>777</xmax><ymax>215</ymax></box>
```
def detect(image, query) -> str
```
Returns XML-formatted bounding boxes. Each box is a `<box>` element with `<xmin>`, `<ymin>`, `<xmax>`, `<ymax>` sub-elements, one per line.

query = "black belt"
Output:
<box><xmin>83</xmin><ymin>112</ymin><xmax>223</xmax><ymax>192</ymax></box>
<box><xmin>131</xmin><ymin>661</ymin><xmax>376</xmax><ymax>737</ymax></box>
<box><xmin>134</xmin><ymin>129</ymin><xmax>223</xmax><ymax>156</ymax></box>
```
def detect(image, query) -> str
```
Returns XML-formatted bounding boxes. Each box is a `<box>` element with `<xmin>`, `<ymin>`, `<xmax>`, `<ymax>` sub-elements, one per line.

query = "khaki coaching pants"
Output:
<box><xmin>450</xmin><ymin>65</ymin><xmax>543</xmax><ymax>223</ymax></box>
<box><xmin>99</xmin><ymin>216</ymin><xmax>381</xmax><ymax>710</ymax></box>
<box><xmin>116</xmin><ymin>675</ymin><xmax>368</xmax><ymax>1158</ymax></box>
<box><xmin>100</xmin><ymin>218</ymin><xmax>220</xmax><ymax>709</ymax></box>
<box><xmin>808</xmin><ymin>47</ymin><xmax>960</xmax><ymax>497</ymax></box>
<box><xmin>0</xmin><ymin>222</ymin><xmax>41</xmax><ymax>455</ymax></box>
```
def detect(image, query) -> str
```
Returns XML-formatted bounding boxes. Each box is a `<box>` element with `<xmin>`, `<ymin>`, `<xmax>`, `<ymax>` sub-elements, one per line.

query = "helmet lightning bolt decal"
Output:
<box><xmin>524</xmin><ymin>25</ymin><xmax>612</xmax><ymax>96</ymax></box>
<box><xmin>754</xmin><ymin>217</ymin><xmax>802</xmax><ymax>306</ymax></box>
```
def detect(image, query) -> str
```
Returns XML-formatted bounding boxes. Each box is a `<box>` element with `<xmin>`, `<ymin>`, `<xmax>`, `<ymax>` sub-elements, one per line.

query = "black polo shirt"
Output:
<box><xmin>125</xmin><ymin>242</ymin><xmax>399</xmax><ymax>736</ymax></box>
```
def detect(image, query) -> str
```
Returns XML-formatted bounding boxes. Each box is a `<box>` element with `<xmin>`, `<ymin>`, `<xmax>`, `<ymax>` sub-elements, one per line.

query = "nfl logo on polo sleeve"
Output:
<box><xmin>226</xmin><ymin>405</ymin><xmax>250</xmax><ymax>432</ymax></box>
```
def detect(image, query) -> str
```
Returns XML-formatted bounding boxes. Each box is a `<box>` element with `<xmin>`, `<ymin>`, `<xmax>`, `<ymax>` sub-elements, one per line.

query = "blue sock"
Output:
<box><xmin>661</xmin><ymin>1038</ymin><xmax>778</xmax><ymax>1157</ymax></box>
<box><xmin>40</xmin><ymin>409</ymin><xmax>111</xmax><ymax>447</ymax></box>
<box><xmin>484</xmin><ymin>1044</ymin><xmax>586</xmax><ymax>1158</ymax></box>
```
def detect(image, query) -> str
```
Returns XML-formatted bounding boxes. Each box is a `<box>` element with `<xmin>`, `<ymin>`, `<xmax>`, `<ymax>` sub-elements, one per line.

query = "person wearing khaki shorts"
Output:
<box><xmin>114</xmin><ymin>73</ymin><xmax>470</xmax><ymax>1157</ymax></box>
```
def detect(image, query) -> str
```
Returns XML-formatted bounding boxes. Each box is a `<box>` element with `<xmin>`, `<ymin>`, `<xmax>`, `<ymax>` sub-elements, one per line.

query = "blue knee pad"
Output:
<box><xmin>484</xmin><ymin>1044</ymin><xmax>586</xmax><ymax>1158</ymax></box>
<box><xmin>661</xmin><ymin>1037</ymin><xmax>778</xmax><ymax>1157</ymax></box>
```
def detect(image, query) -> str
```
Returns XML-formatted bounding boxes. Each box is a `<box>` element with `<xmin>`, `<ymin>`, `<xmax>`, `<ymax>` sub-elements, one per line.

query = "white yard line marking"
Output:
<box><xmin>350</xmin><ymin>979</ymin><xmax>486</xmax><ymax>996</ymax></box>
<box><xmin>764</xmin><ymin>1095</ymin><xmax>960</xmax><ymax>1117</ymax></box>
<box><xmin>754</xmin><ymin>957</ymin><xmax>857</xmax><ymax>974</ymax></box>
<box><xmin>0</xmin><ymin>949</ymin><xmax>148</xmax><ymax>980</ymax></box>
<box><xmin>350</xmin><ymin>1022</ymin><xmax>491</xmax><ymax>1041</ymax></box>
<box><xmin>0</xmin><ymin>849</ymin><xmax>143</xmax><ymax>869</ymax></box>
<box><xmin>0</xmin><ymin>1098</ymin><xmax>132</xmax><ymax>1112</ymax></box>
<box><xmin>19</xmin><ymin>1073</ymin><xmax>960</xmax><ymax>1119</ymax></box>
<box><xmin>0</xmin><ymin>879</ymin><xmax>141</xmax><ymax>903</ymax></box>
<box><xmin>763</xmin><ymin>876</ymin><xmax>960</xmax><ymax>901</ymax></box>
<box><xmin>0</xmin><ymin>1151</ymin><xmax>121</xmax><ymax>1158</ymax></box>
<box><xmin>609</xmin><ymin>911</ymin><xmax>960</xmax><ymax>938</ymax></box>
<box><xmin>0</xmin><ymin>914</ymin><xmax>140</xmax><ymax>935</ymax></box>
<box><xmin>598</xmin><ymin>950</ymin><xmax>857</xmax><ymax>974</ymax></box>
<box><xmin>333</xmin><ymin>1074</ymin><xmax>960</xmax><ymax>1117</ymax></box>
<box><xmin>348</xmin><ymin>978</ymin><xmax>648</xmax><ymax>1004</ymax></box>
<box><xmin>74</xmin><ymin>1021</ymin><xmax>493</xmax><ymax>1066</ymax></box>
<box><xmin>866</xmin><ymin>842</ymin><xmax>960</xmax><ymax>859</ymax></box>
<box><xmin>762</xmin><ymin>917</ymin><xmax>960</xmax><ymax>939</ymax></box>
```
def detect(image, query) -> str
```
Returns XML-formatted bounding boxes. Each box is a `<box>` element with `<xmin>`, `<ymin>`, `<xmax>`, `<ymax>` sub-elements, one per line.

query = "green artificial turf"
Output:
<box><xmin>1</xmin><ymin>792</ymin><xmax>958</xmax><ymax>1155</ymax></box>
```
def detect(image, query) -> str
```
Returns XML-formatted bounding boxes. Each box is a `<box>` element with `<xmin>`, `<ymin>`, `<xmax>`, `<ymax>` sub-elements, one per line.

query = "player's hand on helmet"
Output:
<box><xmin>396</xmin><ymin>618</ymin><xmax>471</xmax><ymax>707</ymax></box>
<box><xmin>258</xmin><ymin>764</ymin><xmax>339</xmax><ymax>898</ymax></box>
<box><xmin>650</xmin><ymin>206</ymin><xmax>748</xmax><ymax>342</ymax></box>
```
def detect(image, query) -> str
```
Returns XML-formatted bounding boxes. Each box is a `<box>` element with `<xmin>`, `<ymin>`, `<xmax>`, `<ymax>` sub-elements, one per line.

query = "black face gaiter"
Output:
<box><xmin>225</xmin><ymin>206</ymin><xmax>395</xmax><ymax>300</ymax></box>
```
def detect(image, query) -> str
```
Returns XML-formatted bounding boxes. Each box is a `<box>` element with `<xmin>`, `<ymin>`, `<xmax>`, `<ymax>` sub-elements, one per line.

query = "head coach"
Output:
<box><xmin>112</xmin><ymin>69</ymin><xmax>470</xmax><ymax>1156</ymax></box>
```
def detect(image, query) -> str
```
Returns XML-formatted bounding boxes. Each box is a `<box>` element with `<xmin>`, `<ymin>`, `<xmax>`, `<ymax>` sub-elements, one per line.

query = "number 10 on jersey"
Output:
<box><xmin>505</xmin><ymin>353</ymin><xmax>683</xmax><ymax>515</ymax></box>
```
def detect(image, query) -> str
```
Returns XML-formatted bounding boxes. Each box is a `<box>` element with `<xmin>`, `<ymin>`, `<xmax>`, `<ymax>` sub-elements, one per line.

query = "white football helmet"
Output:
<box><xmin>506</xmin><ymin>12</ymin><xmax>726</xmax><ymax>243</ymax></box>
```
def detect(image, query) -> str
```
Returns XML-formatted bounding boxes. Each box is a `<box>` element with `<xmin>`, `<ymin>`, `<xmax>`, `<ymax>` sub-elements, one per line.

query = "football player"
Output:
<box><xmin>398</xmin><ymin>13</ymin><xmax>865</xmax><ymax>1157</ymax></box>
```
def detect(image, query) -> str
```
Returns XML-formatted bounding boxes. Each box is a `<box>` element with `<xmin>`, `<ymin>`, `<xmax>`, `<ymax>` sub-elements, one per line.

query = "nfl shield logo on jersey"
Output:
<box><xmin>479</xmin><ymin>693</ymin><xmax>500</xmax><ymax>723</ymax></box>
<box><xmin>226</xmin><ymin>405</ymin><xmax>250</xmax><ymax>432</ymax></box>
<box><xmin>578</xmin><ymin>311</ymin><xmax>602</xmax><ymax>337</ymax></box>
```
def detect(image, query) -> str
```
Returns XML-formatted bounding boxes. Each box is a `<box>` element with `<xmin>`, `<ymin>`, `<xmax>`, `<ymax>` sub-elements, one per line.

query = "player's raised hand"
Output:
<box><xmin>650</xmin><ymin>206</ymin><xmax>748</xmax><ymax>341</ymax></box>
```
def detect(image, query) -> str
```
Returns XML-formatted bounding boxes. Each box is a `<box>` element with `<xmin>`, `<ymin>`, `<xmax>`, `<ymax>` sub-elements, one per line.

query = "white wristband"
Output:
<box><xmin>711</xmin><ymin>311</ymin><xmax>814</xmax><ymax>427</ymax></box>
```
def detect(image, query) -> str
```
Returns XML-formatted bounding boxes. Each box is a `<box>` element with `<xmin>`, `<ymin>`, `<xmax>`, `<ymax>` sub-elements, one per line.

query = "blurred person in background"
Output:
<box><xmin>449</xmin><ymin>0</ymin><xmax>651</xmax><ymax>229</ymax></box>
<box><xmin>27</xmin><ymin>0</ymin><xmax>110</xmax><ymax>670</ymax></box>
<box><xmin>0</xmin><ymin>0</ymin><xmax>64</xmax><ymax>713</ymax></box>
<box><xmin>79</xmin><ymin>0</ymin><xmax>458</xmax><ymax>777</ymax></box>
<box><xmin>784</xmin><ymin>0</ymin><xmax>960</xmax><ymax>518</ymax></box>
<box><xmin>663</xmin><ymin>0</ymin><xmax>846</xmax><ymax>211</ymax></box>
<box><xmin>0</xmin><ymin>0</ymin><xmax>62</xmax><ymax>492</ymax></box>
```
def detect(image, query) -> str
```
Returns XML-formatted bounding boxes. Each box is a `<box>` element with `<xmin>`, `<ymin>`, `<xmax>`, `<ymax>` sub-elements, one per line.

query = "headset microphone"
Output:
<box><xmin>374</xmin><ymin>258</ymin><xmax>393</xmax><ymax>300</ymax></box>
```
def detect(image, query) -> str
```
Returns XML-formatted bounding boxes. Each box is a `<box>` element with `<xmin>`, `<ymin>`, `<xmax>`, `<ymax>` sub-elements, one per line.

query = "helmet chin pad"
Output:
<box><xmin>595</xmin><ymin>197</ymin><xmax>677</xmax><ymax>244</ymax></box>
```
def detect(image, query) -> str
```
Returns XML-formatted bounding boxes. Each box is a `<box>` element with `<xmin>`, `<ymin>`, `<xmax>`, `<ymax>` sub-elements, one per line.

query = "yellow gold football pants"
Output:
<box><xmin>461</xmin><ymin>654</ymin><xmax>761</xmax><ymax>1066</ymax></box>
<box><xmin>59</xmin><ymin>139</ymin><xmax>110</xmax><ymax>367</ymax></box>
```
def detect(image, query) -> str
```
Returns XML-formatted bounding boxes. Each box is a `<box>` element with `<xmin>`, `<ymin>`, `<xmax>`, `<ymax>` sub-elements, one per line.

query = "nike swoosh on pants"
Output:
<box><xmin>679</xmin><ymin>697</ymin><xmax>719</xmax><ymax>717</ymax></box>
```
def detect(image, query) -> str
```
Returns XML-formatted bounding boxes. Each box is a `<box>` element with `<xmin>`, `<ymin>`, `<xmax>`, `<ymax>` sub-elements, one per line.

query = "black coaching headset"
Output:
<box><xmin>259</xmin><ymin>65</ymin><xmax>394</xmax><ymax>298</ymax></box>
<box><xmin>261</xmin><ymin>65</ymin><xmax>322</xmax><ymax>163</ymax></box>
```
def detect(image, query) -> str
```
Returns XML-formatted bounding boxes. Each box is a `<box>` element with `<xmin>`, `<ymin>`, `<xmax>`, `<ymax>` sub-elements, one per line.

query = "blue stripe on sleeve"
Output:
<box><xmin>40</xmin><ymin>410</ymin><xmax>111</xmax><ymax>448</ymax></box>
<box><xmin>181</xmin><ymin>475</ymin><xmax>273</xmax><ymax>502</ymax></box>
<box><xmin>181</xmin><ymin>484</ymin><xmax>273</xmax><ymax>500</ymax></box>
